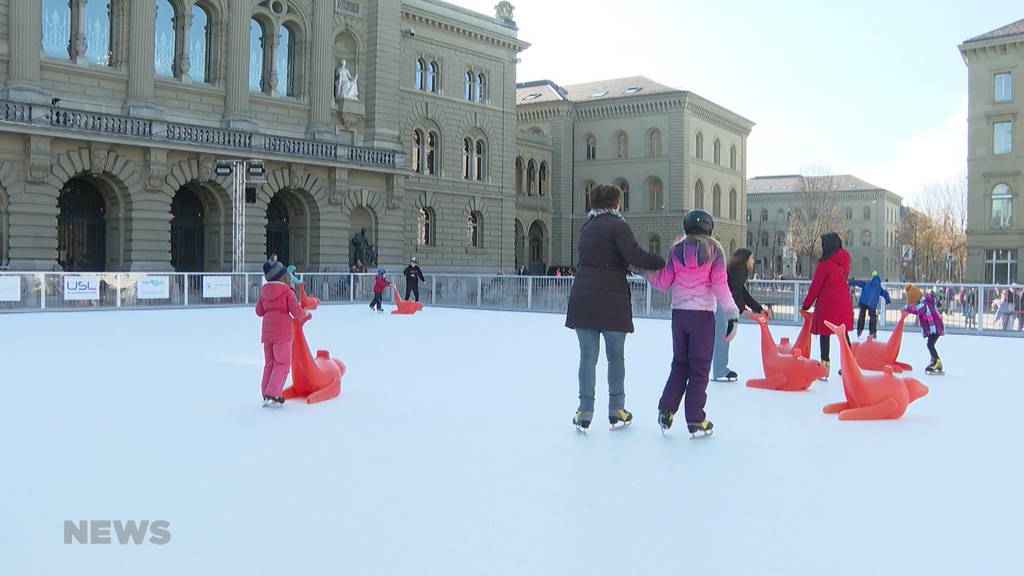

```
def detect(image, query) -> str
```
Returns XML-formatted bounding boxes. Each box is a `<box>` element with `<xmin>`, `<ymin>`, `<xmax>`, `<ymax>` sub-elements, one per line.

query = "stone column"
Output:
<box><xmin>306</xmin><ymin>0</ymin><xmax>336</xmax><ymax>141</ymax></box>
<box><xmin>363</xmin><ymin>0</ymin><xmax>402</xmax><ymax>149</ymax></box>
<box><xmin>123</xmin><ymin>0</ymin><xmax>161</xmax><ymax>117</ymax></box>
<box><xmin>223</xmin><ymin>0</ymin><xmax>256</xmax><ymax>130</ymax></box>
<box><xmin>176</xmin><ymin>10</ymin><xmax>194</xmax><ymax>82</ymax></box>
<box><xmin>70</xmin><ymin>0</ymin><xmax>88</xmax><ymax>64</ymax></box>
<box><xmin>4</xmin><ymin>0</ymin><xmax>48</xmax><ymax>102</ymax></box>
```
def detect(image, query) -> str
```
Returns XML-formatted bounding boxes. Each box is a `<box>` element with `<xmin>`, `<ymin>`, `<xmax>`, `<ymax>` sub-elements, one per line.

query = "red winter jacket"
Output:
<box><xmin>373</xmin><ymin>276</ymin><xmax>391</xmax><ymax>293</ymax></box>
<box><xmin>802</xmin><ymin>248</ymin><xmax>854</xmax><ymax>335</ymax></box>
<box><xmin>255</xmin><ymin>281</ymin><xmax>304</xmax><ymax>343</ymax></box>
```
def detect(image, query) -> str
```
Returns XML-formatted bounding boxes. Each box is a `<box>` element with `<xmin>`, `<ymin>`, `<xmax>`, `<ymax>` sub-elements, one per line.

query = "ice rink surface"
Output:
<box><xmin>1</xmin><ymin>305</ymin><xmax>1021</xmax><ymax>575</ymax></box>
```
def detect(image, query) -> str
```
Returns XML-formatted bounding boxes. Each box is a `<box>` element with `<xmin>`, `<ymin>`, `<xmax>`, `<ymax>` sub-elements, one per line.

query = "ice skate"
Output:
<box><xmin>261</xmin><ymin>395</ymin><xmax>272</xmax><ymax>407</ymax></box>
<box><xmin>609</xmin><ymin>408</ymin><xmax>633</xmax><ymax>430</ymax></box>
<box><xmin>925</xmin><ymin>359</ymin><xmax>944</xmax><ymax>375</ymax></box>
<box><xmin>658</xmin><ymin>410</ymin><xmax>674</xmax><ymax>434</ymax></box>
<box><xmin>818</xmin><ymin>360</ymin><xmax>830</xmax><ymax>381</ymax></box>
<box><xmin>573</xmin><ymin>411</ymin><xmax>592</xmax><ymax>433</ymax></box>
<box><xmin>712</xmin><ymin>370</ymin><xmax>738</xmax><ymax>382</ymax></box>
<box><xmin>687</xmin><ymin>420</ymin><xmax>714</xmax><ymax>438</ymax></box>
<box><xmin>266</xmin><ymin>396</ymin><xmax>285</xmax><ymax>408</ymax></box>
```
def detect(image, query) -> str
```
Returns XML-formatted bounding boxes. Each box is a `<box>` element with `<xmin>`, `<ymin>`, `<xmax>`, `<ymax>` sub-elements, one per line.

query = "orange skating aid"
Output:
<box><xmin>822</xmin><ymin>321</ymin><xmax>927</xmax><ymax>421</ymax></box>
<box><xmin>849</xmin><ymin>310</ymin><xmax>913</xmax><ymax>373</ymax></box>
<box><xmin>283</xmin><ymin>285</ymin><xmax>345</xmax><ymax>404</ymax></box>
<box><xmin>390</xmin><ymin>285</ymin><xmax>424</xmax><ymax>315</ymax></box>
<box><xmin>746</xmin><ymin>312</ymin><xmax>828</xmax><ymax>391</ymax></box>
<box><xmin>778</xmin><ymin>309</ymin><xmax>813</xmax><ymax>358</ymax></box>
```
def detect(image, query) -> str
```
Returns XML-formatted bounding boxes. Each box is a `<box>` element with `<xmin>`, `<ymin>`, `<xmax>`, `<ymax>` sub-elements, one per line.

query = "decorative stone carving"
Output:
<box><xmin>89</xmin><ymin>146</ymin><xmax>110</xmax><ymax>176</ymax></box>
<box><xmin>334</xmin><ymin>60</ymin><xmax>359</xmax><ymax>100</ymax></box>
<box><xmin>144</xmin><ymin>149</ymin><xmax>168</xmax><ymax>190</ymax></box>
<box><xmin>27</xmin><ymin>136</ymin><xmax>51</xmax><ymax>184</ymax></box>
<box><xmin>495</xmin><ymin>2</ymin><xmax>515</xmax><ymax>23</ymax></box>
<box><xmin>386</xmin><ymin>175</ymin><xmax>405</xmax><ymax>211</ymax></box>
<box><xmin>290</xmin><ymin>165</ymin><xmax>308</xmax><ymax>189</ymax></box>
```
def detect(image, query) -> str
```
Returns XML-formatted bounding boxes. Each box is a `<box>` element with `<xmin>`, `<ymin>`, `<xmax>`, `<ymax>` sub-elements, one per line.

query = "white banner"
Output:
<box><xmin>202</xmin><ymin>276</ymin><xmax>233</xmax><ymax>299</ymax></box>
<box><xmin>0</xmin><ymin>276</ymin><xmax>20</xmax><ymax>302</ymax></box>
<box><xmin>64</xmin><ymin>275</ymin><xmax>100</xmax><ymax>300</ymax></box>
<box><xmin>137</xmin><ymin>276</ymin><xmax>170</xmax><ymax>300</ymax></box>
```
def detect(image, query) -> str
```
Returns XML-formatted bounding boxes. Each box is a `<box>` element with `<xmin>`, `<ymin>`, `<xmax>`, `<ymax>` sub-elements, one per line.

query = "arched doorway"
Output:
<box><xmin>57</xmin><ymin>178</ymin><xmax>107</xmax><ymax>271</ymax></box>
<box><xmin>266</xmin><ymin>194</ymin><xmax>290</xmax><ymax>265</ymax></box>
<box><xmin>171</xmin><ymin>186</ymin><xmax>205</xmax><ymax>272</ymax></box>
<box><xmin>349</xmin><ymin>206</ymin><xmax>376</xmax><ymax>267</ymax></box>
<box><xmin>513</xmin><ymin>219</ymin><xmax>525</xmax><ymax>269</ymax></box>
<box><xmin>528</xmin><ymin>221</ymin><xmax>545</xmax><ymax>274</ymax></box>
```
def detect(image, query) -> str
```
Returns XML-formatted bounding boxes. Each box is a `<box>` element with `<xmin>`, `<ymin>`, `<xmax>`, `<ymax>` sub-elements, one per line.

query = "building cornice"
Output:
<box><xmin>402</xmin><ymin>5</ymin><xmax>529</xmax><ymax>53</ymax></box>
<box><xmin>684</xmin><ymin>94</ymin><xmax>755</xmax><ymax>135</ymax></box>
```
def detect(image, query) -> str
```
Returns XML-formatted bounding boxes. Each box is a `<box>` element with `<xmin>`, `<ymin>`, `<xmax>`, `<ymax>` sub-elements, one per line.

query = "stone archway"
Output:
<box><xmin>528</xmin><ymin>220</ymin><xmax>547</xmax><ymax>274</ymax></box>
<box><xmin>170</xmin><ymin>185</ymin><xmax>205</xmax><ymax>272</ymax></box>
<box><xmin>263</xmin><ymin>187</ymin><xmax>319</xmax><ymax>270</ymax></box>
<box><xmin>57</xmin><ymin>177</ymin><xmax>110</xmax><ymax>271</ymax></box>
<box><xmin>348</xmin><ymin>205</ymin><xmax>377</xmax><ymax>267</ymax></box>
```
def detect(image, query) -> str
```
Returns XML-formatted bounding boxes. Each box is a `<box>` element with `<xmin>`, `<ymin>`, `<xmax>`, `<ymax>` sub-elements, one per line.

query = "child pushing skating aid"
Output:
<box><xmin>370</xmin><ymin>268</ymin><xmax>391</xmax><ymax>312</ymax></box>
<box><xmin>904</xmin><ymin>284</ymin><xmax>945</xmax><ymax>375</ymax></box>
<box><xmin>255</xmin><ymin>261</ymin><xmax>307</xmax><ymax>407</ymax></box>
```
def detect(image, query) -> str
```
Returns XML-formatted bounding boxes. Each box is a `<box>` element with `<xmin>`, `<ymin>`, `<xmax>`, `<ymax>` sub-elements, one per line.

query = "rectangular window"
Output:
<box><xmin>995</xmin><ymin>72</ymin><xmax>1013</xmax><ymax>102</ymax></box>
<box><xmin>985</xmin><ymin>249</ymin><xmax>1018</xmax><ymax>284</ymax></box>
<box><xmin>992</xmin><ymin>195</ymin><xmax>1013</xmax><ymax>229</ymax></box>
<box><xmin>994</xmin><ymin>121</ymin><xmax>1012</xmax><ymax>154</ymax></box>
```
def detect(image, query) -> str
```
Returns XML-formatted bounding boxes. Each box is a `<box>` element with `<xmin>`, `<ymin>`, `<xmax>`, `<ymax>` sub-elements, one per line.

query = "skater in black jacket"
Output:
<box><xmin>403</xmin><ymin>257</ymin><xmax>425</xmax><ymax>301</ymax></box>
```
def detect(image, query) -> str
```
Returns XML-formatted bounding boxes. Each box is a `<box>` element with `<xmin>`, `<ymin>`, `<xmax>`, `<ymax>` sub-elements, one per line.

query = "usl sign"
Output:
<box><xmin>64</xmin><ymin>276</ymin><xmax>100</xmax><ymax>300</ymax></box>
<box><xmin>0</xmin><ymin>276</ymin><xmax>20</xmax><ymax>302</ymax></box>
<box><xmin>137</xmin><ymin>276</ymin><xmax>170</xmax><ymax>300</ymax></box>
<box><xmin>202</xmin><ymin>276</ymin><xmax>232</xmax><ymax>299</ymax></box>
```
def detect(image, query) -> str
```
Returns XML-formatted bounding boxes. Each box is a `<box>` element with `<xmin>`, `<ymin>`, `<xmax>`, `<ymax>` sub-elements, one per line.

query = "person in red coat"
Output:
<box><xmin>256</xmin><ymin>261</ymin><xmax>307</xmax><ymax>406</ymax></box>
<box><xmin>801</xmin><ymin>232</ymin><xmax>853</xmax><ymax>379</ymax></box>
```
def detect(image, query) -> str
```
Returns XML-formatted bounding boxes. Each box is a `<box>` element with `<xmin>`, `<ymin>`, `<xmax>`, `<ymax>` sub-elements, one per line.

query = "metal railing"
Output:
<box><xmin>0</xmin><ymin>272</ymin><xmax>1021</xmax><ymax>338</ymax></box>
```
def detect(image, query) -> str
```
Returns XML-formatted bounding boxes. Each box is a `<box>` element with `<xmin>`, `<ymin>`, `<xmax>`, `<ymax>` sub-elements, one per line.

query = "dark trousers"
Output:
<box><xmin>405</xmin><ymin>282</ymin><xmax>420</xmax><ymax>302</ymax></box>
<box><xmin>658</xmin><ymin>309</ymin><xmax>715</xmax><ymax>424</ymax></box>
<box><xmin>369</xmin><ymin>292</ymin><xmax>383</xmax><ymax>311</ymax></box>
<box><xmin>927</xmin><ymin>334</ymin><xmax>940</xmax><ymax>361</ymax></box>
<box><xmin>819</xmin><ymin>332</ymin><xmax>852</xmax><ymax>362</ymax></box>
<box><xmin>856</xmin><ymin>304</ymin><xmax>878</xmax><ymax>337</ymax></box>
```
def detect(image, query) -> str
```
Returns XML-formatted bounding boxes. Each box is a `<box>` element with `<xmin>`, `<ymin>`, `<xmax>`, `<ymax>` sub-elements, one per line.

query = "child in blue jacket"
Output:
<box><xmin>850</xmin><ymin>271</ymin><xmax>890</xmax><ymax>338</ymax></box>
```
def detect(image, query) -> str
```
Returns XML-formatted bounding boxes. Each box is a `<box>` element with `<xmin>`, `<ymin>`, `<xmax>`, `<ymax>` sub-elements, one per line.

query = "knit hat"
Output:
<box><xmin>905</xmin><ymin>284</ymin><xmax>923</xmax><ymax>306</ymax></box>
<box><xmin>410</xmin><ymin>256</ymin><xmax>418</xmax><ymax>263</ymax></box>
<box><xmin>377</xmin><ymin>268</ymin><xmax>386</xmax><ymax>276</ymax></box>
<box><xmin>264</xmin><ymin>261</ymin><xmax>287</xmax><ymax>282</ymax></box>
<box><xmin>263</xmin><ymin>260</ymin><xmax>274</xmax><ymax>275</ymax></box>
<box><xmin>871</xmin><ymin>270</ymin><xmax>878</xmax><ymax>278</ymax></box>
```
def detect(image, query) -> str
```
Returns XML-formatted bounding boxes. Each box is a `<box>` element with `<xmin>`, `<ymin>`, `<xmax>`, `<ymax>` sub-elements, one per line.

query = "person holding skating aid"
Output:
<box><xmin>370</xmin><ymin>268</ymin><xmax>391</xmax><ymax>312</ymax></box>
<box><xmin>904</xmin><ymin>284</ymin><xmax>945</xmax><ymax>374</ymax></box>
<box><xmin>849</xmin><ymin>270</ymin><xmax>890</xmax><ymax>339</ymax></box>
<box><xmin>711</xmin><ymin>247</ymin><xmax>765</xmax><ymax>382</ymax></box>
<box><xmin>256</xmin><ymin>261</ymin><xmax>307</xmax><ymax>407</ymax></box>
<box><xmin>646</xmin><ymin>209</ymin><xmax>739</xmax><ymax>437</ymax></box>
<box><xmin>801</xmin><ymin>232</ymin><xmax>853</xmax><ymax>380</ymax></box>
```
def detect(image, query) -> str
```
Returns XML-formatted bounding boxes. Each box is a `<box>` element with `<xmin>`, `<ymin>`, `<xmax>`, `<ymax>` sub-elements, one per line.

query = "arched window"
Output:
<box><xmin>714</xmin><ymin>138</ymin><xmax>721</xmax><ymax>165</ymax></box>
<box><xmin>647</xmin><ymin>178</ymin><xmax>664</xmax><ymax>211</ymax></box>
<box><xmin>276</xmin><ymin>24</ymin><xmax>298</xmax><ymax>96</ymax></box>
<box><xmin>844</xmin><ymin>229</ymin><xmax>852</xmax><ymax>246</ymax></box>
<box><xmin>746</xmin><ymin>209</ymin><xmax>752</xmax><ymax>222</ymax></box>
<box><xmin>42</xmin><ymin>0</ymin><xmax>72</xmax><ymax>60</ymax></box>
<box><xmin>761</xmin><ymin>209</ymin><xmax>768</xmax><ymax>222</ymax></box>
<box><xmin>776</xmin><ymin>231</ymin><xmax>786</xmax><ymax>247</ymax></box>
<box><xmin>694</xmin><ymin>180</ymin><xmax>704</xmax><ymax>210</ymax></box>
<box><xmin>417</xmin><ymin>207</ymin><xmax>435</xmax><ymax>246</ymax></box>
<box><xmin>427</xmin><ymin>61</ymin><xmax>439</xmax><ymax>93</ymax></box>
<box><xmin>475</xmin><ymin>73</ymin><xmax>486</xmax><ymax>102</ymax></box>
<box><xmin>616</xmin><ymin>132</ymin><xmax>628</xmax><ymax>159</ymax></box>
<box><xmin>249</xmin><ymin>18</ymin><xmax>266</xmax><ymax>92</ymax></box>
<box><xmin>527</xmin><ymin>160</ymin><xmax>536</xmax><ymax>196</ymax></box>
<box><xmin>712</xmin><ymin>184</ymin><xmax>722</xmax><ymax>217</ymax></box>
<box><xmin>863</xmin><ymin>206</ymin><xmax>871</xmax><ymax>220</ymax></box>
<box><xmin>992</xmin><ymin>183</ymin><xmax>1013</xmax><ymax>228</ymax></box>
<box><xmin>614</xmin><ymin>179</ymin><xmax>630</xmax><ymax>212</ymax></box>
<box><xmin>861</xmin><ymin>230</ymin><xmax>871</xmax><ymax>247</ymax></box>
<box><xmin>415</xmin><ymin>58</ymin><xmax>426</xmax><ymax>90</ymax></box>
<box><xmin>730</xmin><ymin>145</ymin><xmax>737</xmax><ymax>170</ymax></box>
<box><xmin>729</xmin><ymin>188</ymin><xmax>737</xmax><ymax>220</ymax></box>
<box><xmin>475</xmin><ymin>141</ymin><xmax>486</xmax><ymax>181</ymax></box>
<box><xmin>695</xmin><ymin>132</ymin><xmax>704</xmax><ymax>160</ymax></box>
<box><xmin>188</xmin><ymin>4</ymin><xmax>212</xmax><ymax>83</ymax></box>
<box><xmin>862</xmin><ymin>257</ymin><xmax>871</xmax><ymax>273</ymax></box>
<box><xmin>467</xmin><ymin>212</ymin><xmax>481</xmax><ymax>248</ymax></box>
<box><xmin>585</xmin><ymin>135</ymin><xmax>597</xmax><ymax>160</ymax></box>
<box><xmin>584</xmin><ymin>182</ymin><xmax>596</xmax><ymax>212</ymax></box>
<box><xmin>538</xmin><ymin>162</ymin><xmax>547</xmax><ymax>196</ymax></box>
<box><xmin>465</xmin><ymin>71</ymin><xmax>474</xmax><ymax>100</ymax></box>
<box><xmin>778</xmin><ymin>208</ymin><xmax>786</xmax><ymax>222</ymax></box>
<box><xmin>649</xmin><ymin>235</ymin><xmax>662</xmax><ymax>256</ymax></box>
<box><xmin>155</xmin><ymin>0</ymin><xmax>177</xmax><ymax>77</ymax></box>
<box><xmin>462</xmin><ymin>138</ymin><xmax>472</xmax><ymax>180</ymax></box>
<box><xmin>845</xmin><ymin>207</ymin><xmax>853</xmax><ymax>220</ymax></box>
<box><xmin>648</xmin><ymin>129</ymin><xmax>662</xmax><ymax>157</ymax></box>
<box><xmin>426</xmin><ymin>130</ymin><xmax>438</xmax><ymax>175</ymax></box>
<box><xmin>760</xmin><ymin>232</ymin><xmax>769</xmax><ymax>247</ymax></box>
<box><xmin>412</xmin><ymin>129</ymin><xmax>423</xmax><ymax>173</ymax></box>
<box><xmin>515</xmin><ymin>157</ymin><xmax>524</xmax><ymax>194</ymax></box>
<box><xmin>747</xmin><ymin>231</ymin><xmax>754</xmax><ymax>246</ymax></box>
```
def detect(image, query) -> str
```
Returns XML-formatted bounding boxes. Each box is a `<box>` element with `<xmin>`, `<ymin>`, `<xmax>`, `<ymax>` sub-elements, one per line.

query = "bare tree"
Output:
<box><xmin>786</xmin><ymin>165</ymin><xmax>846</xmax><ymax>277</ymax></box>
<box><xmin>903</xmin><ymin>173</ymin><xmax>968</xmax><ymax>281</ymax></box>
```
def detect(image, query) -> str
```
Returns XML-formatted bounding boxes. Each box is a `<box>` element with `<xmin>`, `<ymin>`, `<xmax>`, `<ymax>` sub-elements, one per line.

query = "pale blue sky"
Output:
<box><xmin>458</xmin><ymin>0</ymin><xmax>1021</xmax><ymax>202</ymax></box>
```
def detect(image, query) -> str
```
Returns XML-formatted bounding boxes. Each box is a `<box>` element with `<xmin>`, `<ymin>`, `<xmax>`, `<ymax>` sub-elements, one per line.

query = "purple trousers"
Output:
<box><xmin>261</xmin><ymin>341</ymin><xmax>292</xmax><ymax>398</ymax></box>
<box><xmin>658</xmin><ymin>309</ymin><xmax>715</xmax><ymax>424</ymax></box>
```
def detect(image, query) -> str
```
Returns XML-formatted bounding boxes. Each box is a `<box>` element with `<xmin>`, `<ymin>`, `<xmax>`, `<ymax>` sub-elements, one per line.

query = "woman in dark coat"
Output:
<box><xmin>565</xmin><ymin>184</ymin><xmax>665</xmax><ymax>430</ymax></box>
<box><xmin>711</xmin><ymin>247</ymin><xmax>765</xmax><ymax>382</ymax></box>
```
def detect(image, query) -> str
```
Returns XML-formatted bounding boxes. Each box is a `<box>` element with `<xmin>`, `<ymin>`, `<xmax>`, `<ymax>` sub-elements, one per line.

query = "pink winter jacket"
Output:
<box><xmin>645</xmin><ymin>238</ymin><xmax>739</xmax><ymax>318</ymax></box>
<box><xmin>255</xmin><ymin>281</ymin><xmax>304</xmax><ymax>343</ymax></box>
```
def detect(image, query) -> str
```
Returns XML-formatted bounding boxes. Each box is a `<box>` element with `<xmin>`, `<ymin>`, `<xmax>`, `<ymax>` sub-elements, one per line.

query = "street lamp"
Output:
<box><xmin>215</xmin><ymin>158</ymin><xmax>266</xmax><ymax>272</ymax></box>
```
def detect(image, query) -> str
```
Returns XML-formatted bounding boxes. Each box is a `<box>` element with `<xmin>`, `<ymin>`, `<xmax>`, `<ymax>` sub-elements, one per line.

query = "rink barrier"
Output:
<box><xmin>0</xmin><ymin>272</ymin><xmax>1021</xmax><ymax>338</ymax></box>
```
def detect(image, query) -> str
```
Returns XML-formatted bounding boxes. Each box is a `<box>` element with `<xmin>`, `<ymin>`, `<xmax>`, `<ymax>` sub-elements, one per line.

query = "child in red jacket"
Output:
<box><xmin>801</xmin><ymin>232</ymin><xmax>854</xmax><ymax>380</ymax></box>
<box><xmin>370</xmin><ymin>268</ymin><xmax>391</xmax><ymax>312</ymax></box>
<box><xmin>256</xmin><ymin>261</ymin><xmax>306</xmax><ymax>407</ymax></box>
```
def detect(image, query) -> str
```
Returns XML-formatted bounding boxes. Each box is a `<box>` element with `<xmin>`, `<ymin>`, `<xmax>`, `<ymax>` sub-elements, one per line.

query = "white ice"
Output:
<box><xmin>0</xmin><ymin>306</ymin><xmax>1021</xmax><ymax>576</ymax></box>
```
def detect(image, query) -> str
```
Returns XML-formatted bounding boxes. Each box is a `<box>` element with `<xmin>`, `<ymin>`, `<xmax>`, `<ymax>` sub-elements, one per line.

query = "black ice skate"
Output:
<box><xmin>658</xmin><ymin>410</ymin><xmax>674</xmax><ymax>434</ymax></box>
<box><xmin>265</xmin><ymin>396</ymin><xmax>285</xmax><ymax>408</ymax></box>
<box><xmin>687</xmin><ymin>420</ymin><xmax>714</xmax><ymax>439</ymax></box>
<box><xmin>609</xmin><ymin>408</ymin><xmax>633</xmax><ymax>430</ymax></box>
<box><xmin>573</xmin><ymin>411</ymin><xmax>592</xmax><ymax>433</ymax></box>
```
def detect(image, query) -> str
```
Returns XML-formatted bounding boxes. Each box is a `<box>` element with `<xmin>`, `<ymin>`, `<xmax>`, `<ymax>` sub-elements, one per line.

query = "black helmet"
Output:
<box><xmin>683</xmin><ymin>209</ymin><xmax>714</xmax><ymax>235</ymax></box>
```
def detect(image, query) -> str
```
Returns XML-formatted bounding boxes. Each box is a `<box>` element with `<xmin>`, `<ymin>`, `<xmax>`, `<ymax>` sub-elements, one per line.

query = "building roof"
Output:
<box><xmin>516</xmin><ymin>76</ymin><xmax>679</xmax><ymax>105</ymax></box>
<box><xmin>963</xmin><ymin>18</ymin><xmax>1024</xmax><ymax>44</ymax></box>
<box><xmin>746</xmin><ymin>174</ymin><xmax>886</xmax><ymax>194</ymax></box>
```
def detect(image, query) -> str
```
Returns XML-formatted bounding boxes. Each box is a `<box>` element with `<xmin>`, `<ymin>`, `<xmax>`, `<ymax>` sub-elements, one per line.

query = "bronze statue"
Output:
<box><xmin>351</xmin><ymin>228</ymin><xmax>377</xmax><ymax>267</ymax></box>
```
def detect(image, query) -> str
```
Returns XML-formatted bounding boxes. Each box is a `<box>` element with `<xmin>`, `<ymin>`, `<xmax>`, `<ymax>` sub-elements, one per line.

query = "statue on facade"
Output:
<box><xmin>495</xmin><ymin>2</ymin><xmax>516</xmax><ymax>24</ymax></box>
<box><xmin>335</xmin><ymin>60</ymin><xmax>359</xmax><ymax>100</ymax></box>
<box><xmin>351</xmin><ymin>228</ymin><xmax>377</xmax><ymax>267</ymax></box>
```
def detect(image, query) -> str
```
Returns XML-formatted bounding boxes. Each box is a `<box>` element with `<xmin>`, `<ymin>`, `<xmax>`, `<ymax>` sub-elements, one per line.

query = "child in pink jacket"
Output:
<box><xmin>256</xmin><ymin>261</ymin><xmax>306</xmax><ymax>407</ymax></box>
<box><xmin>646</xmin><ymin>210</ymin><xmax>739</xmax><ymax>436</ymax></box>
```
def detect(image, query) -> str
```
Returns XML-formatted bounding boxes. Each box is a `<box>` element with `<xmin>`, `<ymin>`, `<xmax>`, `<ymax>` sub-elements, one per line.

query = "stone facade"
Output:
<box><xmin>746</xmin><ymin>175</ymin><xmax>903</xmax><ymax>280</ymax></box>
<box><xmin>515</xmin><ymin>77</ymin><xmax>753</xmax><ymax>270</ymax></box>
<box><xmin>0</xmin><ymin>0</ymin><xmax>527</xmax><ymax>273</ymax></box>
<box><xmin>960</xmin><ymin>20</ymin><xmax>1024</xmax><ymax>284</ymax></box>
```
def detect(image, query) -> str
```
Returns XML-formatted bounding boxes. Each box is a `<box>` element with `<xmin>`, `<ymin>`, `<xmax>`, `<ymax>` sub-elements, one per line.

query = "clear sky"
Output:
<box><xmin>457</xmin><ymin>0</ymin><xmax>1021</xmax><ymax>203</ymax></box>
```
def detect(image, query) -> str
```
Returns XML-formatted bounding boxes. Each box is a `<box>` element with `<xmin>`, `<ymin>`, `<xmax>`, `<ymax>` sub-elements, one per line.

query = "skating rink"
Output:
<box><xmin>1</xmin><ymin>305</ymin><xmax>1021</xmax><ymax>575</ymax></box>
